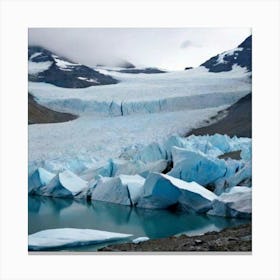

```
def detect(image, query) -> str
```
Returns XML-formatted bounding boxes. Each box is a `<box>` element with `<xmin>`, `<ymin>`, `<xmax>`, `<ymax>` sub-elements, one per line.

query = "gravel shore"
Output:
<box><xmin>98</xmin><ymin>223</ymin><xmax>251</xmax><ymax>252</ymax></box>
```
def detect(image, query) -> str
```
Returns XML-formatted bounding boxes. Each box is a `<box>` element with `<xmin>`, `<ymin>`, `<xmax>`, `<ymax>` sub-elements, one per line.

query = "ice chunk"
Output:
<box><xmin>80</xmin><ymin>160</ymin><xmax>113</xmax><ymax>181</ymax></box>
<box><xmin>207</xmin><ymin>188</ymin><xmax>251</xmax><ymax>218</ymax></box>
<box><xmin>139</xmin><ymin>160</ymin><xmax>168</xmax><ymax>178</ymax></box>
<box><xmin>28</xmin><ymin>228</ymin><xmax>132</xmax><ymax>250</ymax></box>
<box><xmin>42</xmin><ymin>170</ymin><xmax>88</xmax><ymax>198</ymax></box>
<box><xmin>134</xmin><ymin>142</ymin><xmax>166</xmax><ymax>163</ymax></box>
<box><xmin>216</xmin><ymin>162</ymin><xmax>252</xmax><ymax>194</ymax></box>
<box><xmin>112</xmin><ymin>159</ymin><xmax>168</xmax><ymax>177</ymax></box>
<box><xmin>28</xmin><ymin>167</ymin><xmax>55</xmax><ymax>194</ymax></box>
<box><xmin>137</xmin><ymin>173</ymin><xmax>181</xmax><ymax>209</ymax></box>
<box><xmin>91</xmin><ymin>177</ymin><xmax>131</xmax><ymax>206</ymax></box>
<box><xmin>119</xmin><ymin>174</ymin><xmax>145</xmax><ymax>205</ymax></box>
<box><xmin>168</xmin><ymin>146</ymin><xmax>227</xmax><ymax>186</ymax></box>
<box><xmin>137</xmin><ymin>173</ymin><xmax>217</xmax><ymax>212</ymax></box>
<box><xmin>132</xmin><ymin>237</ymin><xmax>149</xmax><ymax>244</ymax></box>
<box><xmin>163</xmin><ymin>174</ymin><xmax>217</xmax><ymax>213</ymax></box>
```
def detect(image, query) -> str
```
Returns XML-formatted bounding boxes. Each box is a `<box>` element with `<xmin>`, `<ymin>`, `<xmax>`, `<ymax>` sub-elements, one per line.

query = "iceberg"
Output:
<box><xmin>214</xmin><ymin>162</ymin><xmax>252</xmax><ymax>194</ymax></box>
<box><xmin>91</xmin><ymin>177</ymin><xmax>132</xmax><ymax>206</ymax></box>
<box><xmin>136</xmin><ymin>173</ymin><xmax>181</xmax><ymax>209</ymax></box>
<box><xmin>28</xmin><ymin>167</ymin><xmax>55</xmax><ymax>194</ymax></box>
<box><xmin>41</xmin><ymin>170</ymin><xmax>88</xmax><ymax>198</ymax></box>
<box><xmin>134</xmin><ymin>142</ymin><xmax>166</xmax><ymax>163</ymax></box>
<box><xmin>28</xmin><ymin>228</ymin><xmax>132</xmax><ymax>250</ymax></box>
<box><xmin>80</xmin><ymin>160</ymin><xmax>113</xmax><ymax>181</ymax></box>
<box><xmin>119</xmin><ymin>175</ymin><xmax>145</xmax><ymax>205</ymax></box>
<box><xmin>132</xmin><ymin>237</ymin><xmax>150</xmax><ymax>244</ymax></box>
<box><xmin>168</xmin><ymin>146</ymin><xmax>227</xmax><ymax>186</ymax></box>
<box><xmin>112</xmin><ymin>158</ymin><xmax>168</xmax><ymax>178</ymax></box>
<box><xmin>207</xmin><ymin>187</ymin><xmax>252</xmax><ymax>218</ymax></box>
<box><xmin>137</xmin><ymin>173</ymin><xmax>217</xmax><ymax>212</ymax></box>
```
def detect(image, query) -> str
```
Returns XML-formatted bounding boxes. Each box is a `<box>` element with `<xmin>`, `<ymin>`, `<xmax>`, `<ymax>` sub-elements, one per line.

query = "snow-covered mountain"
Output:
<box><xmin>28</xmin><ymin>46</ymin><xmax>118</xmax><ymax>88</ymax></box>
<box><xmin>200</xmin><ymin>35</ymin><xmax>252</xmax><ymax>73</ymax></box>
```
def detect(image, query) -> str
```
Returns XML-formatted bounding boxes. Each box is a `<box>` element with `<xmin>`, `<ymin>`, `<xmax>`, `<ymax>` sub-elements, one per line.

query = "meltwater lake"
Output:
<box><xmin>28</xmin><ymin>196</ymin><xmax>249</xmax><ymax>251</ymax></box>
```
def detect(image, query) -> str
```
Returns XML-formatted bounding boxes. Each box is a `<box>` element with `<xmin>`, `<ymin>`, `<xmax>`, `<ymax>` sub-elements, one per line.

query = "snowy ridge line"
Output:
<box><xmin>38</xmin><ymin>90</ymin><xmax>249</xmax><ymax>117</ymax></box>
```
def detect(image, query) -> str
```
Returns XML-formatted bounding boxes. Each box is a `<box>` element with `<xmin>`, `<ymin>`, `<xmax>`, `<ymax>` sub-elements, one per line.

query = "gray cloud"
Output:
<box><xmin>180</xmin><ymin>40</ymin><xmax>202</xmax><ymax>49</ymax></box>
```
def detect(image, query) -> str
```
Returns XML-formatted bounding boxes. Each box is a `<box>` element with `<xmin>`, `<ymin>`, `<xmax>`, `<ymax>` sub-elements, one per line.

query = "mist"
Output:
<box><xmin>28</xmin><ymin>28</ymin><xmax>251</xmax><ymax>70</ymax></box>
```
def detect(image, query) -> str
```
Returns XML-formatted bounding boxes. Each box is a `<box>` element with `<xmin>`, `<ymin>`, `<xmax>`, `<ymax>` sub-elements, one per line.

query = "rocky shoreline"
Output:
<box><xmin>98</xmin><ymin>223</ymin><xmax>251</xmax><ymax>252</ymax></box>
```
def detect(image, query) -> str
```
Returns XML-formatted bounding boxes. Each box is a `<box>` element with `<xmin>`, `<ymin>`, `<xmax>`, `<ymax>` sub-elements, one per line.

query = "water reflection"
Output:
<box><xmin>29</xmin><ymin>196</ymin><xmax>248</xmax><ymax>240</ymax></box>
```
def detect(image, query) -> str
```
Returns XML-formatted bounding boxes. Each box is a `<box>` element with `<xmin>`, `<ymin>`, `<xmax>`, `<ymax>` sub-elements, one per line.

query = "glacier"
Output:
<box><xmin>28</xmin><ymin>65</ymin><xmax>251</xmax><ymax>174</ymax></box>
<box><xmin>28</xmin><ymin>66</ymin><xmax>250</xmax><ymax>116</ymax></box>
<box><xmin>28</xmin><ymin>228</ymin><xmax>132</xmax><ymax>250</ymax></box>
<box><xmin>28</xmin><ymin>64</ymin><xmax>251</xmax><ymax>218</ymax></box>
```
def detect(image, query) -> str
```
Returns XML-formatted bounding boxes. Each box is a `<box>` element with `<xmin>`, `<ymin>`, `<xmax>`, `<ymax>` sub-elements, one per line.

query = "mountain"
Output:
<box><xmin>200</xmin><ymin>35</ymin><xmax>252</xmax><ymax>73</ymax></box>
<box><xmin>28</xmin><ymin>46</ymin><xmax>118</xmax><ymax>88</ymax></box>
<box><xmin>186</xmin><ymin>93</ymin><xmax>252</xmax><ymax>138</ymax></box>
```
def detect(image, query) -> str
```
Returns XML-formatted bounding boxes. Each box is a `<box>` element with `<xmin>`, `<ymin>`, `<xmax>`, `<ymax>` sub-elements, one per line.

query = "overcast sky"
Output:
<box><xmin>29</xmin><ymin>28</ymin><xmax>251</xmax><ymax>70</ymax></box>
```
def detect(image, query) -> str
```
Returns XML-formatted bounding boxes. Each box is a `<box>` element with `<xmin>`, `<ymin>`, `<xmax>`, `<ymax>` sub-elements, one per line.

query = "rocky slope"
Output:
<box><xmin>28</xmin><ymin>93</ymin><xmax>77</xmax><ymax>124</ymax></box>
<box><xmin>187</xmin><ymin>93</ymin><xmax>252</xmax><ymax>138</ymax></box>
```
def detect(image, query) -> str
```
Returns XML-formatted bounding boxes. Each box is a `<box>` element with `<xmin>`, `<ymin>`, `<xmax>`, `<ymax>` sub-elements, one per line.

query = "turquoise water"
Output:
<box><xmin>28</xmin><ymin>196</ymin><xmax>249</xmax><ymax>251</ymax></box>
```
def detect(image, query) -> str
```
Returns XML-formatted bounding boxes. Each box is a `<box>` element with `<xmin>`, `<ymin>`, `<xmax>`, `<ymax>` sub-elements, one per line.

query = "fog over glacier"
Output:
<box><xmin>28</xmin><ymin>28</ymin><xmax>250</xmax><ymax>70</ymax></box>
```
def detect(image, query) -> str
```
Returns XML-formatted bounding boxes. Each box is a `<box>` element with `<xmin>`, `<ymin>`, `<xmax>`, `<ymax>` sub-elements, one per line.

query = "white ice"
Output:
<box><xmin>28</xmin><ymin>228</ymin><xmax>132</xmax><ymax>250</ymax></box>
<box><xmin>132</xmin><ymin>237</ymin><xmax>149</xmax><ymax>244</ymax></box>
<box><xmin>28</xmin><ymin>107</ymin><xmax>228</xmax><ymax>174</ymax></box>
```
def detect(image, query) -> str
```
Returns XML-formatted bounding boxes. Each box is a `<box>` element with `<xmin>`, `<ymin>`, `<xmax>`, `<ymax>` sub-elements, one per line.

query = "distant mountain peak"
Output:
<box><xmin>200</xmin><ymin>35</ymin><xmax>252</xmax><ymax>73</ymax></box>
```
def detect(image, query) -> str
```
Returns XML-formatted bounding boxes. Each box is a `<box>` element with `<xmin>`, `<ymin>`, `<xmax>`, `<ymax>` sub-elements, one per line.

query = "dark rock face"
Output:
<box><xmin>186</xmin><ymin>93</ymin><xmax>252</xmax><ymax>138</ymax></box>
<box><xmin>28</xmin><ymin>93</ymin><xmax>77</xmax><ymax>124</ymax></box>
<box><xmin>184</xmin><ymin>67</ymin><xmax>193</xmax><ymax>71</ymax></box>
<box><xmin>119</xmin><ymin>67</ymin><xmax>166</xmax><ymax>74</ymax></box>
<box><xmin>28</xmin><ymin>46</ymin><xmax>118</xmax><ymax>88</ymax></box>
<box><xmin>200</xmin><ymin>35</ymin><xmax>252</xmax><ymax>73</ymax></box>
